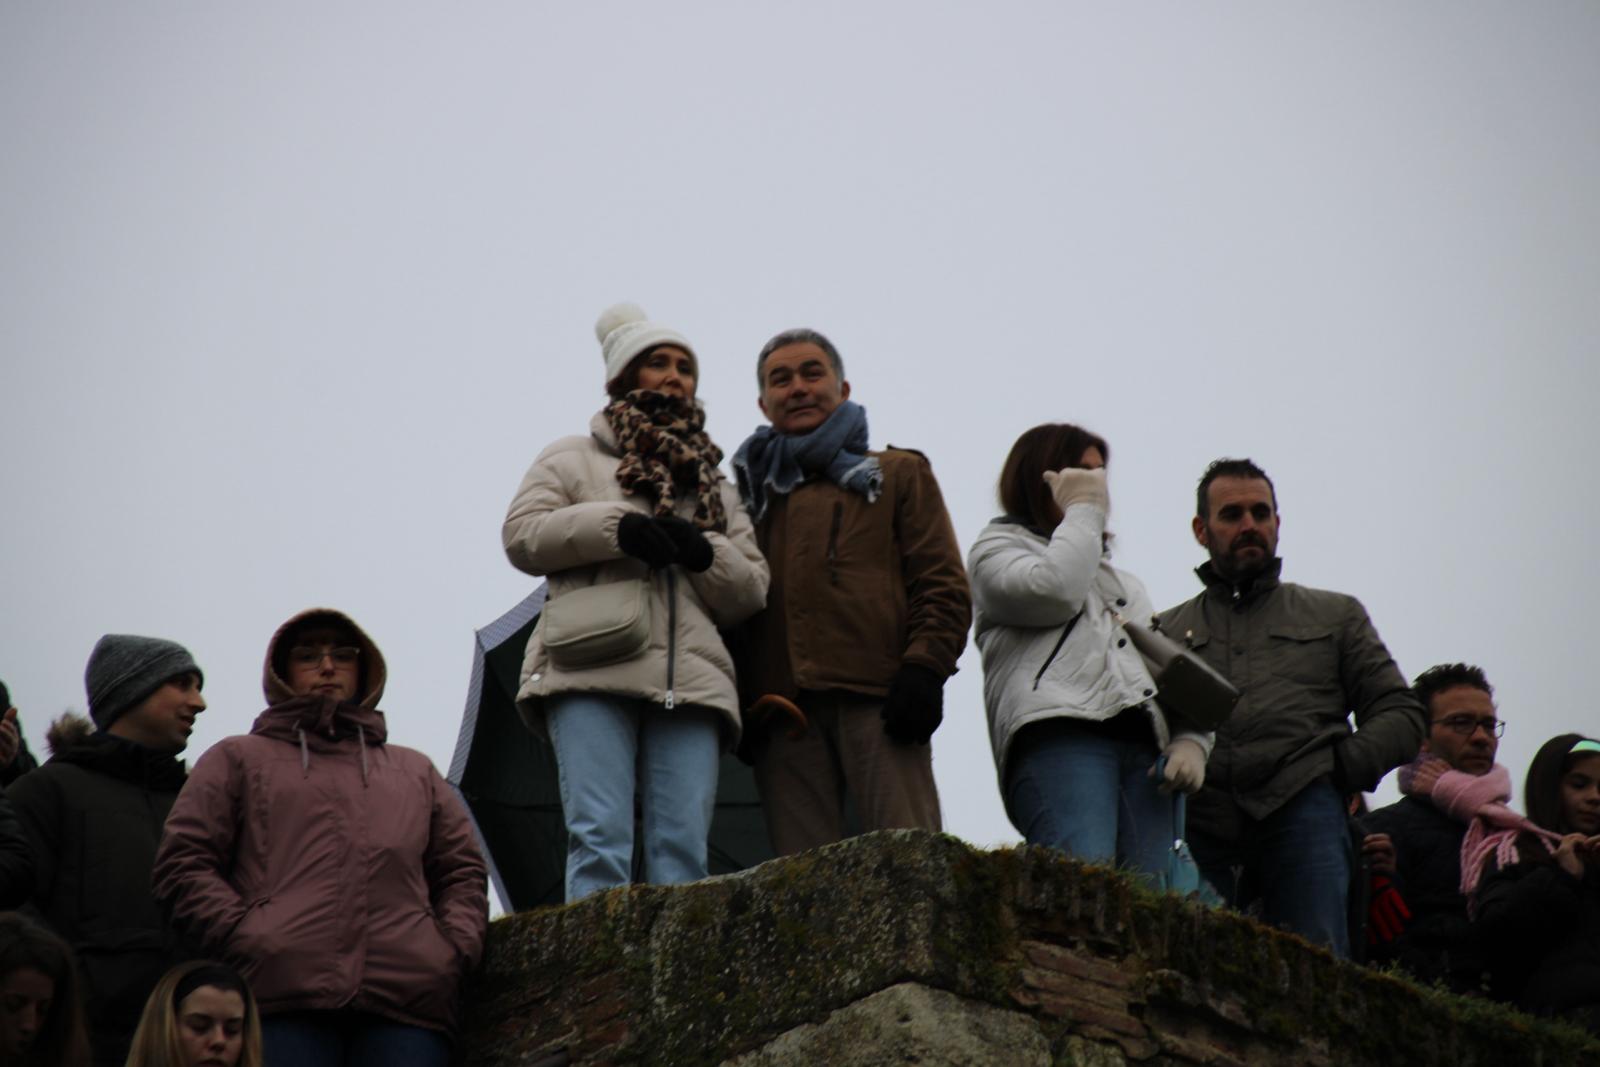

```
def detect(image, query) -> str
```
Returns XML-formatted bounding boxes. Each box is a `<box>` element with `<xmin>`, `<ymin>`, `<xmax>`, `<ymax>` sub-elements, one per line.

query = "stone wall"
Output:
<box><xmin>458</xmin><ymin>830</ymin><xmax>1598</xmax><ymax>1066</ymax></box>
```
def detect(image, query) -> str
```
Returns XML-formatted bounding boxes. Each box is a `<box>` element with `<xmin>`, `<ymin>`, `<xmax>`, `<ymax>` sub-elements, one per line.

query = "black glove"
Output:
<box><xmin>655</xmin><ymin>516</ymin><xmax>714</xmax><ymax>573</ymax></box>
<box><xmin>880</xmin><ymin>664</ymin><xmax>944</xmax><ymax>745</ymax></box>
<box><xmin>617</xmin><ymin>512</ymin><xmax>678</xmax><ymax>569</ymax></box>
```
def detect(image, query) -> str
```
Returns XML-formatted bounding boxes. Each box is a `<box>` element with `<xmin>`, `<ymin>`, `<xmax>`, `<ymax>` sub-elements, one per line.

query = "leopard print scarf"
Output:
<box><xmin>605</xmin><ymin>389</ymin><xmax>729</xmax><ymax>533</ymax></box>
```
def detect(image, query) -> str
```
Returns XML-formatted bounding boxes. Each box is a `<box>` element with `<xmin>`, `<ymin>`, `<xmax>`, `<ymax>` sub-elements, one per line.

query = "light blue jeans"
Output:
<box><xmin>546</xmin><ymin>692</ymin><xmax>721</xmax><ymax>902</ymax></box>
<box><xmin>1004</xmin><ymin>719</ymin><xmax>1173</xmax><ymax>888</ymax></box>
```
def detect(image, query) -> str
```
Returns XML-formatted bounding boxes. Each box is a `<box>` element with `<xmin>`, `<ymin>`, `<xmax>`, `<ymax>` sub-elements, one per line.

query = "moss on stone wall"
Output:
<box><xmin>459</xmin><ymin>831</ymin><xmax>1600</xmax><ymax>1067</ymax></box>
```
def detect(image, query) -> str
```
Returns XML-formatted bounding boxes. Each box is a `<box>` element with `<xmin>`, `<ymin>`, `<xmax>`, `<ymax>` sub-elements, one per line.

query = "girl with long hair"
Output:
<box><xmin>1471</xmin><ymin>733</ymin><xmax>1600</xmax><ymax>1030</ymax></box>
<box><xmin>124</xmin><ymin>961</ymin><xmax>262</xmax><ymax>1067</ymax></box>
<box><xmin>0</xmin><ymin>912</ymin><xmax>91</xmax><ymax>1067</ymax></box>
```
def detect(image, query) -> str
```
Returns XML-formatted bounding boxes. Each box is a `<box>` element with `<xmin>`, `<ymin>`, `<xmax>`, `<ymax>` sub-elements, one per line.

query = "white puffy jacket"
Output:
<box><xmin>502</xmin><ymin>412</ymin><xmax>770</xmax><ymax>745</ymax></box>
<box><xmin>968</xmin><ymin>502</ymin><xmax>1212</xmax><ymax>788</ymax></box>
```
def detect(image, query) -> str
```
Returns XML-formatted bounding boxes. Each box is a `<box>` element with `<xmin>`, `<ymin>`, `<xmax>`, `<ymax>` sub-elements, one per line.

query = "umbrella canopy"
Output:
<box><xmin>448</xmin><ymin>586</ymin><xmax>774</xmax><ymax>913</ymax></box>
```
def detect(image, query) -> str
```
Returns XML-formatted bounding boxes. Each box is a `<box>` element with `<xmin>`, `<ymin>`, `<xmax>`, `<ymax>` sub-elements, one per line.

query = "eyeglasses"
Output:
<box><xmin>288</xmin><ymin>646</ymin><xmax>360</xmax><ymax>668</ymax></box>
<box><xmin>1432</xmin><ymin>715</ymin><xmax>1504</xmax><ymax>738</ymax></box>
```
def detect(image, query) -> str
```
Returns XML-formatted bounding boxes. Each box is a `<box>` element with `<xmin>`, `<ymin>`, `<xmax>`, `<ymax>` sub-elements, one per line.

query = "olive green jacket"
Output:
<box><xmin>1157</xmin><ymin>559</ymin><xmax>1424</xmax><ymax>824</ymax></box>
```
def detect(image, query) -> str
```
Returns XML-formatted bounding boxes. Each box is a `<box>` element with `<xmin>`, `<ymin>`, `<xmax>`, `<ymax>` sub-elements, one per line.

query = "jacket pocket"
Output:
<box><xmin>1265</xmin><ymin>624</ymin><xmax>1338</xmax><ymax>690</ymax></box>
<box><xmin>228</xmin><ymin>896</ymin><xmax>274</xmax><ymax>959</ymax></box>
<box><xmin>1032</xmin><ymin>612</ymin><xmax>1084</xmax><ymax>691</ymax></box>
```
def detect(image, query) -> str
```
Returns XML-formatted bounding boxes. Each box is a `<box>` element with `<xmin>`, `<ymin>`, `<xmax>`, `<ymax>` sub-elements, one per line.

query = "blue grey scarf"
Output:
<box><xmin>732</xmin><ymin>400</ymin><xmax>883</xmax><ymax>522</ymax></box>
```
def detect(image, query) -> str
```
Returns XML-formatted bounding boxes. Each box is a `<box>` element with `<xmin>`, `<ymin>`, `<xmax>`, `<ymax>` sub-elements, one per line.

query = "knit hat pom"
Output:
<box><xmin>596</xmin><ymin>302</ymin><xmax>649</xmax><ymax>343</ymax></box>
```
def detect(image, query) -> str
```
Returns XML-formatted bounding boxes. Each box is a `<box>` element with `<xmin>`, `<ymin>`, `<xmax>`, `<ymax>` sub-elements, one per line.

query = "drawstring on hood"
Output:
<box><xmin>254</xmin><ymin>608</ymin><xmax>388</xmax><ymax>785</ymax></box>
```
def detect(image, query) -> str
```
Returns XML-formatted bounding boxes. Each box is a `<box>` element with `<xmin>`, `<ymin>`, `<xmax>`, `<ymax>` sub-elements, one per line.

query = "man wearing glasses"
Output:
<box><xmin>1362</xmin><ymin>663</ymin><xmax>1504</xmax><ymax>992</ymax></box>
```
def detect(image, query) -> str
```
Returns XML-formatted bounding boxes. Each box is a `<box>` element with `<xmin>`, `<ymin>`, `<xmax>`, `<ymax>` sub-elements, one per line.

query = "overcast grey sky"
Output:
<box><xmin>3</xmin><ymin>4</ymin><xmax>1597</xmax><ymax>853</ymax></box>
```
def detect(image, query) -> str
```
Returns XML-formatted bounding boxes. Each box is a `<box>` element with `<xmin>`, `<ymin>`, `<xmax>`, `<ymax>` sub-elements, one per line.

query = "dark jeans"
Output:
<box><xmin>1189</xmin><ymin>777</ymin><xmax>1353</xmax><ymax>957</ymax></box>
<box><xmin>262</xmin><ymin>1011</ymin><xmax>451</xmax><ymax>1067</ymax></box>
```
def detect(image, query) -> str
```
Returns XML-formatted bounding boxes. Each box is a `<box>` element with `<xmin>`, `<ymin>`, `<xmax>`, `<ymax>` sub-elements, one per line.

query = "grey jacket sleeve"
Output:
<box><xmin>1329</xmin><ymin>599</ymin><xmax>1426</xmax><ymax>793</ymax></box>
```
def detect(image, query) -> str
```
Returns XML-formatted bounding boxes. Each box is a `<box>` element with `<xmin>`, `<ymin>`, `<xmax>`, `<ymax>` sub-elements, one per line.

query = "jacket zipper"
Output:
<box><xmin>826</xmin><ymin>502</ymin><xmax>843</xmax><ymax>585</ymax></box>
<box><xmin>664</xmin><ymin>568</ymin><xmax>678</xmax><ymax>709</ymax></box>
<box><xmin>1032</xmin><ymin>611</ymin><xmax>1083</xmax><ymax>691</ymax></box>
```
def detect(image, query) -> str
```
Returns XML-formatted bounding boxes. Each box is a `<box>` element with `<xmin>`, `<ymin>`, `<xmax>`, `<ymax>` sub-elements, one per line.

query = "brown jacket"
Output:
<box><xmin>739</xmin><ymin>448</ymin><xmax>971</xmax><ymax>701</ymax></box>
<box><xmin>152</xmin><ymin>610</ymin><xmax>488</xmax><ymax>1034</ymax></box>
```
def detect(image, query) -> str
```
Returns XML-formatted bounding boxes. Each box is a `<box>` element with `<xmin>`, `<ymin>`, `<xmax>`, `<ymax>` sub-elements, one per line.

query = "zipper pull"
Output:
<box><xmin>664</xmin><ymin>689</ymin><xmax>676</xmax><ymax>710</ymax></box>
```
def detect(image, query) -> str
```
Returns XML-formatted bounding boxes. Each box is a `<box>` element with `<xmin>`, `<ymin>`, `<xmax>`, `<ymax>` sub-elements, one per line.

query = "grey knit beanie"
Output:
<box><xmin>84</xmin><ymin>634</ymin><xmax>203</xmax><ymax>731</ymax></box>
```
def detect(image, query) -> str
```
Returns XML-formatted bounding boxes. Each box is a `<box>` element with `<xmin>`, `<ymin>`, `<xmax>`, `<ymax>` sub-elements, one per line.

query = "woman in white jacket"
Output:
<box><xmin>968</xmin><ymin>423</ymin><xmax>1210</xmax><ymax>886</ymax></box>
<box><xmin>502</xmin><ymin>304</ymin><xmax>769</xmax><ymax>902</ymax></box>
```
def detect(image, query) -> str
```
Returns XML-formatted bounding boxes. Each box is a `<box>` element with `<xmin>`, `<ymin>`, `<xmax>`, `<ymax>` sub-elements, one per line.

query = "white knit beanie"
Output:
<box><xmin>596</xmin><ymin>303</ymin><xmax>697</xmax><ymax>389</ymax></box>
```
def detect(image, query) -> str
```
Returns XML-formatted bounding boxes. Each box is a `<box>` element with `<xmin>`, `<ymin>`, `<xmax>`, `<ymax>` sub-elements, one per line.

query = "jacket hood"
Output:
<box><xmin>44</xmin><ymin>711</ymin><xmax>187</xmax><ymax>789</ymax></box>
<box><xmin>263</xmin><ymin>608</ymin><xmax>387</xmax><ymax>707</ymax></box>
<box><xmin>255</xmin><ymin>609</ymin><xmax>389</xmax><ymax>747</ymax></box>
<box><xmin>45</xmin><ymin>712</ymin><xmax>95</xmax><ymax>755</ymax></box>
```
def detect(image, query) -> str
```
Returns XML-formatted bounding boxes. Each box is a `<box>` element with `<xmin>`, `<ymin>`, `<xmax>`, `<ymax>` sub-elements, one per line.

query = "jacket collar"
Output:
<box><xmin>251</xmin><ymin>696</ymin><xmax>388</xmax><ymax>747</ymax></box>
<box><xmin>1196</xmin><ymin>557</ymin><xmax>1283</xmax><ymax>605</ymax></box>
<box><xmin>589</xmin><ymin>410</ymin><xmax>620</xmax><ymax>455</ymax></box>
<box><xmin>49</xmin><ymin>729</ymin><xmax>187</xmax><ymax>790</ymax></box>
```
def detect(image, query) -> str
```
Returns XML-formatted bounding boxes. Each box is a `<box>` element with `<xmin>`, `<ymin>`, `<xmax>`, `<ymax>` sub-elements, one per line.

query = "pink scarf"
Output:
<box><xmin>1415</xmin><ymin>763</ymin><xmax>1562</xmax><ymax>911</ymax></box>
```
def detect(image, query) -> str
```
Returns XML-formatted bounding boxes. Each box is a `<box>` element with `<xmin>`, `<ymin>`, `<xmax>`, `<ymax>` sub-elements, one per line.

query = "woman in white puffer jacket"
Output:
<box><xmin>968</xmin><ymin>423</ymin><xmax>1211</xmax><ymax>886</ymax></box>
<box><xmin>502</xmin><ymin>304</ymin><xmax>769</xmax><ymax>902</ymax></box>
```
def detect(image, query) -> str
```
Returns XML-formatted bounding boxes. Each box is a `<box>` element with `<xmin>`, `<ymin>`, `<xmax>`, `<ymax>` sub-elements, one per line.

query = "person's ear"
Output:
<box><xmin>1191</xmin><ymin>515</ymin><xmax>1208</xmax><ymax>547</ymax></box>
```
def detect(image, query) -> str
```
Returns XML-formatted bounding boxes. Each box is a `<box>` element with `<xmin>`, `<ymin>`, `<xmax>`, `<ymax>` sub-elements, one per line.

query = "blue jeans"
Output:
<box><xmin>547</xmin><ymin>692</ymin><xmax>721</xmax><ymax>902</ymax></box>
<box><xmin>1004</xmin><ymin>719</ymin><xmax>1174</xmax><ymax>888</ymax></box>
<box><xmin>1188</xmin><ymin>777</ymin><xmax>1352</xmax><ymax>957</ymax></box>
<box><xmin>262</xmin><ymin>1012</ymin><xmax>450</xmax><ymax>1067</ymax></box>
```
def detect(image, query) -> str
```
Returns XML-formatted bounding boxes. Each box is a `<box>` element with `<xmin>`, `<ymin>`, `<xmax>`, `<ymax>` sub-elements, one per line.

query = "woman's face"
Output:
<box><xmin>0</xmin><ymin>966</ymin><xmax>53</xmax><ymax>1058</ymax></box>
<box><xmin>177</xmin><ymin>985</ymin><xmax>245</xmax><ymax>1067</ymax></box>
<box><xmin>1560</xmin><ymin>753</ymin><xmax>1600</xmax><ymax>835</ymax></box>
<box><xmin>633</xmin><ymin>345</ymin><xmax>697</xmax><ymax>402</ymax></box>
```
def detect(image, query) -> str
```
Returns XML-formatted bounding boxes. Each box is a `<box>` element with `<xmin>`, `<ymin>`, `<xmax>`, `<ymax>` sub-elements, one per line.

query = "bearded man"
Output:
<box><xmin>1157</xmin><ymin>458</ymin><xmax>1425</xmax><ymax>957</ymax></box>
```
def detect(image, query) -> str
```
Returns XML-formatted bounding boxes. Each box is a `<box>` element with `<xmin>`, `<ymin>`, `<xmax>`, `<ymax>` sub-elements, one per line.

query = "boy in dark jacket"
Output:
<box><xmin>7</xmin><ymin>634</ymin><xmax>205</xmax><ymax>1067</ymax></box>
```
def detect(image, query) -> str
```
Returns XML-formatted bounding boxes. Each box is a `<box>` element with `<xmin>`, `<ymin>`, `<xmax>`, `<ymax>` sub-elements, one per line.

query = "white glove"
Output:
<box><xmin>1156</xmin><ymin>738</ymin><xmax>1207</xmax><ymax>795</ymax></box>
<box><xmin>1041</xmin><ymin>467</ymin><xmax>1109</xmax><ymax>515</ymax></box>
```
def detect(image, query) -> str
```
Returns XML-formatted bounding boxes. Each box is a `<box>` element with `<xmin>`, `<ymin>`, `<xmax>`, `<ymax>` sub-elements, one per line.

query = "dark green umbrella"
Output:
<box><xmin>447</xmin><ymin>587</ymin><xmax>774</xmax><ymax>912</ymax></box>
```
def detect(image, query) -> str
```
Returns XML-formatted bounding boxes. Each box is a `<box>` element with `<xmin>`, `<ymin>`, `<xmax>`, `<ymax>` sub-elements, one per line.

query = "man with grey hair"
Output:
<box><xmin>731</xmin><ymin>327</ymin><xmax>971</xmax><ymax>856</ymax></box>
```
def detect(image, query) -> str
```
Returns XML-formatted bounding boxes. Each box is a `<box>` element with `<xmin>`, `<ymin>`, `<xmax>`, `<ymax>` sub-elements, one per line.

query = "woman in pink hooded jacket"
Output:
<box><xmin>152</xmin><ymin>609</ymin><xmax>488</xmax><ymax>1067</ymax></box>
